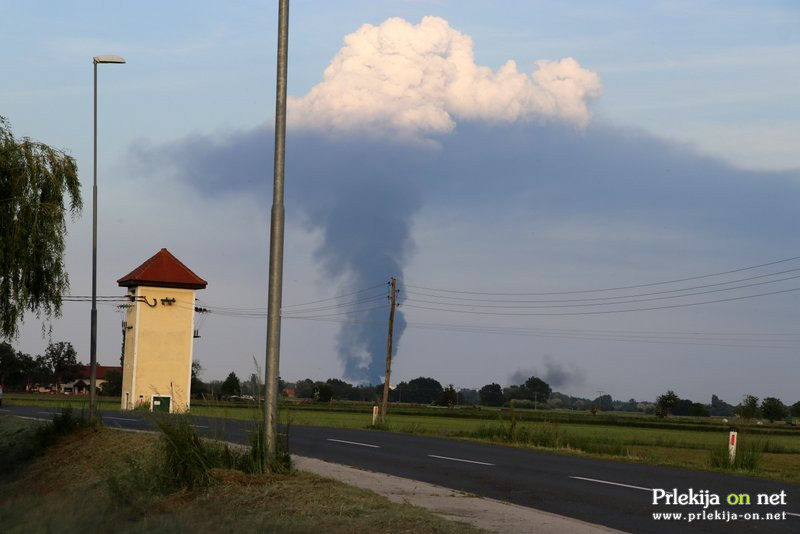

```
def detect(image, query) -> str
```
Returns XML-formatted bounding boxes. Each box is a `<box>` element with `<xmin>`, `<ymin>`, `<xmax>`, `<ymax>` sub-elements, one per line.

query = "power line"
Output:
<box><xmin>403</xmin><ymin>254</ymin><xmax>800</xmax><ymax>296</ymax></box>
<box><xmin>403</xmin><ymin>266</ymin><xmax>800</xmax><ymax>304</ymax></box>
<box><xmin>401</xmin><ymin>286</ymin><xmax>800</xmax><ymax>316</ymax></box>
<box><xmin>281</xmin><ymin>282</ymin><xmax>388</xmax><ymax>308</ymax></box>
<box><xmin>282</xmin><ymin>316</ymin><xmax>800</xmax><ymax>350</ymax></box>
<box><xmin>403</xmin><ymin>273</ymin><xmax>800</xmax><ymax>310</ymax></box>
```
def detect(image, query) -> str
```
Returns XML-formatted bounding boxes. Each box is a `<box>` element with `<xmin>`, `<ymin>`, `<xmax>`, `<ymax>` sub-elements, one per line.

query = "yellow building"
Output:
<box><xmin>117</xmin><ymin>248</ymin><xmax>207</xmax><ymax>413</ymax></box>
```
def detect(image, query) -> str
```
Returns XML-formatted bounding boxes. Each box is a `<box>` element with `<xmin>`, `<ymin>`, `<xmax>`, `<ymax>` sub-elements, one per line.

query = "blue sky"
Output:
<box><xmin>3</xmin><ymin>1</ymin><xmax>799</xmax><ymax>404</ymax></box>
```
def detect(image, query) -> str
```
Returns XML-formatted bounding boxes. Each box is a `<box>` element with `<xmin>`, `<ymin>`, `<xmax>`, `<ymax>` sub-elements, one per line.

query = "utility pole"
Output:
<box><xmin>263</xmin><ymin>0</ymin><xmax>289</xmax><ymax>469</ymax></box>
<box><xmin>381</xmin><ymin>277</ymin><xmax>398</xmax><ymax>424</ymax></box>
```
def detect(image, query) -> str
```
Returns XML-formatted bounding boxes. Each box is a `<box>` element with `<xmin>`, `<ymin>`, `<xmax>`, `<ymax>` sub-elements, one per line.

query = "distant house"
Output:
<box><xmin>61</xmin><ymin>365</ymin><xmax>122</xmax><ymax>395</ymax></box>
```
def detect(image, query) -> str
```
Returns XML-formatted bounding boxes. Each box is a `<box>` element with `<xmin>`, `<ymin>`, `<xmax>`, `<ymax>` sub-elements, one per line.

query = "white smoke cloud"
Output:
<box><xmin>288</xmin><ymin>16</ymin><xmax>602</xmax><ymax>138</ymax></box>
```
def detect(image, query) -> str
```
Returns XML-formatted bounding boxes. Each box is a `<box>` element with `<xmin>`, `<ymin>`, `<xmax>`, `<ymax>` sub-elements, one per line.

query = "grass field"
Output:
<box><xmin>0</xmin><ymin>415</ymin><xmax>483</xmax><ymax>533</ymax></box>
<box><xmin>6</xmin><ymin>393</ymin><xmax>800</xmax><ymax>484</ymax></box>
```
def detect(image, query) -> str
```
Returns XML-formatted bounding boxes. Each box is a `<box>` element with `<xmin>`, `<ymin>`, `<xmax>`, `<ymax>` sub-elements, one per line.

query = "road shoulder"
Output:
<box><xmin>292</xmin><ymin>454</ymin><xmax>625</xmax><ymax>534</ymax></box>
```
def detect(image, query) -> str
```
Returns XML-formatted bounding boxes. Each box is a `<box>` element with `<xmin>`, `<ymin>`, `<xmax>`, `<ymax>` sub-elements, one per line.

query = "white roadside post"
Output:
<box><xmin>728</xmin><ymin>429</ymin><xmax>738</xmax><ymax>464</ymax></box>
<box><xmin>372</xmin><ymin>405</ymin><xmax>379</xmax><ymax>426</ymax></box>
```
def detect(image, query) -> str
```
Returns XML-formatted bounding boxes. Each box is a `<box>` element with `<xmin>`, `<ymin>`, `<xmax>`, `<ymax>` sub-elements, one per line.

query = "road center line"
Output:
<box><xmin>327</xmin><ymin>438</ymin><xmax>380</xmax><ymax>448</ymax></box>
<box><xmin>786</xmin><ymin>512</ymin><xmax>800</xmax><ymax>518</ymax></box>
<box><xmin>192</xmin><ymin>425</ymin><xmax>209</xmax><ymax>429</ymax></box>
<box><xmin>37</xmin><ymin>411</ymin><xmax>61</xmax><ymax>415</ymax></box>
<box><xmin>569</xmin><ymin>476</ymin><xmax>652</xmax><ymax>492</ymax></box>
<box><xmin>428</xmin><ymin>454</ymin><xmax>494</xmax><ymax>466</ymax></box>
<box><xmin>104</xmin><ymin>416</ymin><xmax>139</xmax><ymax>422</ymax></box>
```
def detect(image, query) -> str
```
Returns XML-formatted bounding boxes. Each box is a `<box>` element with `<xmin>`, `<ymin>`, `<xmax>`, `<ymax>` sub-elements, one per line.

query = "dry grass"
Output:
<box><xmin>0</xmin><ymin>418</ymin><xmax>483</xmax><ymax>533</ymax></box>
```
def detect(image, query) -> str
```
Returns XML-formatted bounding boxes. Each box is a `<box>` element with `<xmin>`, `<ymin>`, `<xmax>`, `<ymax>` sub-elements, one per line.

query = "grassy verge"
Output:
<box><xmin>0</xmin><ymin>416</ymin><xmax>483</xmax><ymax>533</ymax></box>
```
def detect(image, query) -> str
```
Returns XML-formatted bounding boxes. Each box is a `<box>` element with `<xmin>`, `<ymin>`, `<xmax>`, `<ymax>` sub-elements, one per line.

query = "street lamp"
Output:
<box><xmin>90</xmin><ymin>54</ymin><xmax>125</xmax><ymax>422</ymax></box>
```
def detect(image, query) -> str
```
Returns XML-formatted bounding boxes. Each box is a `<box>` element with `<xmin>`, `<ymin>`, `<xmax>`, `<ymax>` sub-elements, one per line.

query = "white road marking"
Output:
<box><xmin>569</xmin><ymin>476</ymin><xmax>652</xmax><ymax>492</ymax></box>
<box><xmin>104</xmin><ymin>416</ymin><xmax>139</xmax><ymax>422</ymax></box>
<box><xmin>191</xmin><ymin>424</ymin><xmax>208</xmax><ymax>429</ymax></box>
<box><xmin>428</xmin><ymin>454</ymin><xmax>494</xmax><ymax>466</ymax></box>
<box><xmin>786</xmin><ymin>512</ymin><xmax>800</xmax><ymax>518</ymax></box>
<box><xmin>326</xmin><ymin>438</ymin><xmax>380</xmax><ymax>448</ymax></box>
<box><xmin>37</xmin><ymin>411</ymin><xmax>61</xmax><ymax>415</ymax></box>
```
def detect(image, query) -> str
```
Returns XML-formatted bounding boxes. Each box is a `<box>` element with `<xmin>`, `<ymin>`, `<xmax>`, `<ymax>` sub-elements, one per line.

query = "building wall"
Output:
<box><xmin>120</xmin><ymin>285</ymin><xmax>196</xmax><ymax>413</ymax></box>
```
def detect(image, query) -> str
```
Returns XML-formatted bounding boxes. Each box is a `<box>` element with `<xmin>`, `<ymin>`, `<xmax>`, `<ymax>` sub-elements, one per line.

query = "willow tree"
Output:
<box><xmin>0</xmin><ymin>117</ymin><xmax>81</xmax><ymax>339</ymax></box>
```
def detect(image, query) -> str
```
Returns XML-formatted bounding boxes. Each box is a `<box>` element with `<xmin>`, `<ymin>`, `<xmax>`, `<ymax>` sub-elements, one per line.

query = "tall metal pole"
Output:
<box><xmin>90</xmin><ymin>55</ymin><xmax>125</xmax><ymax>422</ymax></box>
<box><xmin>381</xmin><ymin>277</ymin><xmax>397</xmax><ymax>423</ymax></box>
<box><xmin>90</xmin><ymin>60</ymin><xmax>99</xmax><ymax>421</ymax></box>
<box><xmin>264</xmin><ymin>0</ymin><xmax>290</xmax><ymax>465</ymax></box>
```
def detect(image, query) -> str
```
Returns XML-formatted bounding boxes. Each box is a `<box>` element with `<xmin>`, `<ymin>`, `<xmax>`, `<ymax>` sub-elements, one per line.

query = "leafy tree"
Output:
<box><xmin>503</xmin><ymin>385</ymin><xmax>532</xmax><ymax>401</ymax></box>
<box><xmin>207</xmin><ymin>380</ymin><xmax>223</xmax><ymax>400</ymax></box>
<box><xmin>21</xmin><ymin>353</ymin><xmax>50</xmax><ymax>389</ymax></box>
<box><xmin>0</xmin><ymin>117</ymin><xmax>81</xmax><ymax>339</ymax></box>
<box><xmin>240</xmin><ymin>373</ymin><xmax>263</xmax><ymax>398</ymax></box>
<box><xmin>220</xmin><ymin>372</ymin><xmax>241</xmax><ymax>398</ymax></box>
<box><xmin>43</xmin><ymin>341</ymin><xmax>80</xmax><ymax>388</ymax></box>
<box><xmin>355</xmin><ymin>384</ymin><xmax>379</xmax><ymax>403</ymax></box>
<box><xmin>736</xmin><ymin>394</ymin><xmax>760</xmax><ymax>420</ymax></box>
<box><xmin>313</xmin><ymin>383</ymin><xmax>333</xmax><ymax>403</ymax></box>
<box><xmin>710</xmin><ymin>394</ymin><xmax>735</xmax><ymax>417</ymax></box>
<box><xmin>0</xmin><ymin>342</ymin><xmax>20</xmax><ymax>387</ymax></box>
<box><xmin>655</xmin><ymin>390</ymin><xmax>679</xmax><ymax>418</ymax></box>
<box><xmin>100</xmin><ymin>368</ymin><xmax>122</xmax><ymax>397</ymax></box>
<box><xmin>436</xmin><ymin>384</ymin><xmax>458</xmax><ymax>407</ymax></box>
<box><xmin>326</xmin><ymin>378</ymin><xmax>356</xmax><ymax>400</ymax></box>
<box><xmin>479</xmin><ymin>383</ymin><xmax>505</xmax><ymax>406</ymax></box>
<box><xmin>760</xmin><ymin>397</ymin><xmax>787</xmax><ymax>423</ymax></box>
<box><xmin>689</xmin><ymin>402</ymin><xmax>710</xmax><ymax>417</ymax></box>
<box><xmin>524</xmin><ymin>376</ymin><xmax>552</xmax><ymax>404</ymax></box>
<box><xmin>457</xmin><ymin>388</ymin><xmax>479</xmax><ymax>405</ymax></box>
<box><xmin>594</xmin><ymin>394</ymin><xmax>613</xmax><ymax>412</ymax></box>
<box><xmin>398</xmin><ymin>377</ymin><xmax>443</xmax><ymax>404</ymax></box>
<box><xmin>672</xmin><ymin>398</ymin><xmax>694</xmax><ymax>416</ymax></box>
<box><xmin>190</xmin><ymin>361</ymin><xmax>210</xmax><ymax>399</ymax></box>
<box><xmin>790</xmin><ymin>401</ymin><xmax>800</xmax><ymax>418</ymax></box>
<box><xmin>294</xmin><ymin>378</ymin><xmax>315</xmax><ymax>399</ymax></box>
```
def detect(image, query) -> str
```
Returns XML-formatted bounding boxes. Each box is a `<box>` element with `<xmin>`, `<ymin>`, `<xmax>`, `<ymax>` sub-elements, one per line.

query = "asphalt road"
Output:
<box><xmin>3</xmin><ymin>404</ymin><xmax>799</xmax><ymax>533</ymax></box>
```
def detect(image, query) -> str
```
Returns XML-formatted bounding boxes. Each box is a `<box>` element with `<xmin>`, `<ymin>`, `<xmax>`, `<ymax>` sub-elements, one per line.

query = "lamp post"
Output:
<box><xmin>90</xmin><ymin>54</ymin><xmax>125</xmax><ymax>422</ymax></box>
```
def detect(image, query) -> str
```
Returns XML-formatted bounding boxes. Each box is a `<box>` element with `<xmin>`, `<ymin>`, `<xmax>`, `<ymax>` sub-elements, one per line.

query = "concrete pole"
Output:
<box><xmin>381</xmin><ymin>277</ymin><xmax>397</xmax><ymax>423</ymax></box>
<box><xmin>264</xmin><ymin>0</ymin><xmax>290</xmax><ymax>466</ymax></box>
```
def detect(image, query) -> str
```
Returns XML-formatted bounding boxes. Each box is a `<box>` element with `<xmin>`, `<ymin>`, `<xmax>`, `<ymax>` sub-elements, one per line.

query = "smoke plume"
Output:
<box><xmin>131</xmin><ymin>16</ymin><xmax>607</xmax><ymax>384</ymax></box>
<box><xmin>509</xmin><ymin>358</ymin><xmax>586</xmax><ymax>389</ymax></box>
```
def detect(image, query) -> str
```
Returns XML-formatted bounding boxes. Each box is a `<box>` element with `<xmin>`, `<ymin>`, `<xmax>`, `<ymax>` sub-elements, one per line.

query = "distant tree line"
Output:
<box><xmin>187</xmin><ymin>366</ymin><xmax>800</xmax><ymax>422</ymax></box>
<box><xmin>0</xmin><ymin>340</ymin><xmax>124</xmax><ymax>396</ymax></box>
<box><xmin>0</xmin><ymin>341</ymin><xmax>82</xmax><ymax>391</ymax></box>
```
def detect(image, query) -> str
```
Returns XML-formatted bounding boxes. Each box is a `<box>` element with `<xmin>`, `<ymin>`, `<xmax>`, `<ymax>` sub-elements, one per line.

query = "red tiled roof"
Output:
<box><xmin>117</xmin><ymin>248</ymin><xmax>207</xmax><ymax>290</ymax></box>
<box><xmin>77</xmin><ymin>365</ymin><xmax>122</xmax><ymax>380</ymax></box>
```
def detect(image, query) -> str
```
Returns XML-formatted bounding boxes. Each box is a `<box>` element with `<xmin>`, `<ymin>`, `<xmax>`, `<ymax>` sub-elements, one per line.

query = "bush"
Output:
<box><xmin>709</xmin><ymin>439</ymin><xmax>764</xmax><ymax>471</ymax></box>
<box><xmin>153</xmin><ymin>415</ymin><xmax>217</xmax><ymax>491</ymax></box>
<box><xmin>35</xmin><ymin>407</ymin><xmax>90</xmax><ymax>448</ymax></box>
<box><xmin>109</xmin><ymin>410</ymin><xmax>293</xmax><ymax>513</ymax></box>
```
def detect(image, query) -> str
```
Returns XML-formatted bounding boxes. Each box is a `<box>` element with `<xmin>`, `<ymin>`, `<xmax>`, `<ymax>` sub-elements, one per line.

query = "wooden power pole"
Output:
<box><xmin>381</xmin><ymin>277</ymin><xmax>398</xmax><ymax>423</ymax></box>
